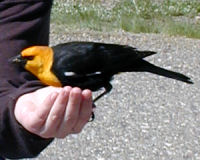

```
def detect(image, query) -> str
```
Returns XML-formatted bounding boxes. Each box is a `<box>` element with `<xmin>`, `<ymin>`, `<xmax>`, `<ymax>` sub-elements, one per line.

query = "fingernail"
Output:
<box><xmin>82</xmin><ymin>90</ymin><xmax>92</xmax><ymax>101</ymax></box>
<box><xmin>64</xmin><ymin>86</ymin><xmax>72</xmax><ymax>91</ymax></box>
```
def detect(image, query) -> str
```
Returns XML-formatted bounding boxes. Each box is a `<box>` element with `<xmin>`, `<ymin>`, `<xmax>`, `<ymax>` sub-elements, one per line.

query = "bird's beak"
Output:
<box><xmin>9</xmin><ymin>54</ymin><xmax>27</xmax><ymax>65</ymax></box>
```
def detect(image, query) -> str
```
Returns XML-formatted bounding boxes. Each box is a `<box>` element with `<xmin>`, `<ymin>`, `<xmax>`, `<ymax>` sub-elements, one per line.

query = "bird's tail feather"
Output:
<box><xmin>135</xmin><ymin>50</ymin><xmax>157</xmax><ymax>59</ymax></box>
<box><xmin>128</xmin><ymin>60</ymin><xmax>193</xmax><ymax>84</ymax></box>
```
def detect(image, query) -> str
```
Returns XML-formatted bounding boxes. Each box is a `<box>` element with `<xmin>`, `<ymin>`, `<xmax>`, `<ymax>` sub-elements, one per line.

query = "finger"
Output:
<box><xmin>34</xmin><ymin>86</ymin><xmax>62</xmax><ymax>103</ymax></box>
<box><xmin>41</xmin><ymin>87</ymin><xmax>72</xmax><ymax>138</ymax></box>
<box><xmin>27</xmin><ymin>92</ymin><xmax>58</xmax><ymax>134</ymax></box>
<box><xmin>56</xmin><ymin>87</ymin><xmax>82</xmax><ymax>138</ymax></box>
<box><xmin>70</xmin><ymin>89</ymin><xmax>92</xmax><ymax>134</ymax></box>
<box><xmin>35</xmin><ymin>92</ymin><xmax>58</xmax><ymax>125</ymax></box>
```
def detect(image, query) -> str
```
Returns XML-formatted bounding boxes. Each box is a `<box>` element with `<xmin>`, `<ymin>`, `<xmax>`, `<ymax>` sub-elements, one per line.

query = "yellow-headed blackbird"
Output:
<box><xmin>11</xmin><ymin>42</ymin><xmax>193</xmax><ymax>102</ymax></box>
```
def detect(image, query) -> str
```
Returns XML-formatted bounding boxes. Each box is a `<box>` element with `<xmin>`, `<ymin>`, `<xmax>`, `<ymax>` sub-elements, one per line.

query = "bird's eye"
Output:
<box><xmin>24</xmin><ymin>56</ymin><xmax>34</xmax><ymax>60</ymax></box>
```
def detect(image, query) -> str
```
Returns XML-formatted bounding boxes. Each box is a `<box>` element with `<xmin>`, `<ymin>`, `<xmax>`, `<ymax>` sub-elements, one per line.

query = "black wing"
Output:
<box><xmin>52</xmin><ymin>41</ymin><xmax>156</xmax><ymax>74</ymax></box>
<box><xmin>51</xmin><ymin>41</ymin><xmax>192</xmax><ymax>90</ymax></box>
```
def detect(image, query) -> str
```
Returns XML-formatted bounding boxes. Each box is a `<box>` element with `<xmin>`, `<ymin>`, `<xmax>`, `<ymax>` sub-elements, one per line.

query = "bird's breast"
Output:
<box><xmin>39</xmin><ymin>71</ymin><xmax>62</xmax><ymax>87</ymax></box>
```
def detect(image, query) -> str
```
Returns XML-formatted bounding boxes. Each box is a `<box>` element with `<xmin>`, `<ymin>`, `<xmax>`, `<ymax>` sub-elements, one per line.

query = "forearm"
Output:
<box><xmin>0</xmin><ymin>0</ymin><xmax>53</xmax><ymax>158</ymax></box>
<box><xmin>0</xmin><ymin>81</ymin><xmax>53</xmax><ymax>159</ymax></box>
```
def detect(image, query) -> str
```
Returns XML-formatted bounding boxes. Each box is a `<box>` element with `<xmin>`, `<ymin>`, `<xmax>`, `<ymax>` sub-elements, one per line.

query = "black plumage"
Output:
<box><xmin>51</xmin><ymin>42</ymin><xmax>192</xmax><ymax>101</ymax></box>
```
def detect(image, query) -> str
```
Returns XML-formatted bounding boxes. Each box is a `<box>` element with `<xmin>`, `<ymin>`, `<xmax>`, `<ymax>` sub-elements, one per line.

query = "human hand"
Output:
<box><xmin>14</xmin><ymin>86</ymin><xmax>93</xmax><ymax>138</ymax></box>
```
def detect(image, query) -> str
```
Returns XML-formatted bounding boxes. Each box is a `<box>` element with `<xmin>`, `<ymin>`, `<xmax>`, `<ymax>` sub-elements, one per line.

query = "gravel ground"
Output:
<box><xmin>25</xmin><ymin>28</ymin><xmax>200</xmax><ymax>160</ymax></box>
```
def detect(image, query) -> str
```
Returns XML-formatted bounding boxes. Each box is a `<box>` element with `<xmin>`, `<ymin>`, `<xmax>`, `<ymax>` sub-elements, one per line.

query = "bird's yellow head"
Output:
<box><xmin>12</xmin><ymin>46</ymin><xmax>62</xmax><ymax>87</ymax></box>
<box><xmin>21</xmin><ymin>46</ymin><xmax>52</xmax><ymax>74</ymax></box>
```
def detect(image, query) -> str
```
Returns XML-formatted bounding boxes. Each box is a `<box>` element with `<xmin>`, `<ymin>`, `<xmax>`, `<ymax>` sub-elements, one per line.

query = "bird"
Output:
<box><xmin>11</xmin><ymin>41</ymin><xmax>193</xmax><ymax>102</ymax></box>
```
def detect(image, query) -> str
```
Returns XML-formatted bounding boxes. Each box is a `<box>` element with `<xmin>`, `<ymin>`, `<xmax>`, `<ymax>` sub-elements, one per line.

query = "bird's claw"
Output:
<box><xmin>88</xmin><ymin>112</ymin><xmax>95</xmax><ymax>122</ymax></box>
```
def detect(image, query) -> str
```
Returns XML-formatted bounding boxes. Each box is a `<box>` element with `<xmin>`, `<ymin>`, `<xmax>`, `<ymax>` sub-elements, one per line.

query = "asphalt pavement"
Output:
<box><xmin>25</xmin><ymin>31</ymin><xmax>200</xmax><ymax>160</ymax></box>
